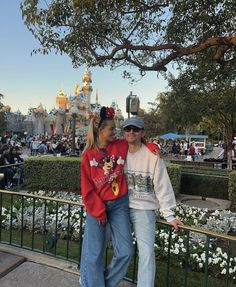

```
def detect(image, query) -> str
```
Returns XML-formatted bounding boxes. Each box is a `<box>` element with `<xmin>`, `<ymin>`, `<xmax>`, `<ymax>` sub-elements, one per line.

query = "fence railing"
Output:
<box><xmin>0</xmin><ymin>190</ymin><xmax>236</xmax><ymax>286</ymax></box>
<box><xmin>155</xmin><ymin>219</ymin><xmax>236</xmax><ymax>287</ymax></box>
<box><xmin>0</xmin><ymin>189</ymin><xmax>84</xmax><ymax>264</ymax></box>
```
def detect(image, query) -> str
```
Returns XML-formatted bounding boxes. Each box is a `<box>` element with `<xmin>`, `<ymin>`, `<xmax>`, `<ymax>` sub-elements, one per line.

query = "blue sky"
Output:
<box><xmin>0</xmin><ymin>1</ymin><xmax>171</xmax><ymax>116</ymax></box>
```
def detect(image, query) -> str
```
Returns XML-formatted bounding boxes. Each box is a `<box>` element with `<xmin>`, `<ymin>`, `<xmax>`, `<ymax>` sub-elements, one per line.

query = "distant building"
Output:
<box><xmin>5</xmin><ymin>69</ymin><xmax>124</xmax><ymax>136</ymax></box>
<box><xmin>5</xmin><ymin>109</ymin><xmax>25</xmax><ymax>134</ymax></box>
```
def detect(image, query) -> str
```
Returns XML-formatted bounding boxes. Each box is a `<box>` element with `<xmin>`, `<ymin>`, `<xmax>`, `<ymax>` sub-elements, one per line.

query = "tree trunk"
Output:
<box><xmin>227</xmin><ymin>135</ymin><xmax>233</xmax><ymax>170</ymax></box>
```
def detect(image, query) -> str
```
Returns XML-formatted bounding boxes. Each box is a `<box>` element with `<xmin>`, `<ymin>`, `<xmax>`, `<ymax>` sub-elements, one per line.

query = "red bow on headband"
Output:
<box><xmin>106</xmin><ymin>107</ymin><xmax>115</xmax><ymax>118</ymax></box>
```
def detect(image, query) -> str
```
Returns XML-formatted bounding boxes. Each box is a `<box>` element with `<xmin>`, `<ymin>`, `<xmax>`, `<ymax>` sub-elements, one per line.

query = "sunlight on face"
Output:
<box><xmin>99</xmin><ymin>119</ymin><xmax>116</xmax><ymax>143</ymax></box>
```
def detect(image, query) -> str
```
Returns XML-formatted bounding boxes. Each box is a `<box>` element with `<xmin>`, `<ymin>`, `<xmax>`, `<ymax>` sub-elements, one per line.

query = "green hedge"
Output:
<box><xmin>166</xmin><ymin>163</ymin><xmax>181</xmax><ymax>195</ymax></box>
<box><xmin>180</xmin><ymin>165</ymin><xmax>229</xmax><ymax>176</ymax></box>
<box><xmin>24</xmin><ymin>158</ymin><xmax>181</xmax><ymax>197</ymax></box>
<box><xmin>181</xmin><ymin>173</ymin><xmax>229</xmax><ymax>199</ymax></box>
<box><xmin>228</xmin><ymin>171</ymin><xmax>236</xmax><ymax>210</ymax></box>
<box><xmin>24</xmin><ymin>157</ymin><xmax>81</xmax><ymax>193</ymax></box>
<box><xmin>180</xmin><ymin>166</ymin><xmax>229</xmax><ymax>199</ymax></box>
<box><xmin>23</xmin><ymin>158</ymin><xmax>236</xmax><ymax>209</ymax></box>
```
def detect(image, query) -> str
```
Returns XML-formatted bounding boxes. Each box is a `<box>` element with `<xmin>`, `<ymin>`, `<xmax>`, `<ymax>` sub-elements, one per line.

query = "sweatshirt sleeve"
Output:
<box><xmin>153</xmin><ymin>158</ymin><xmax>176</xmax><ymax>222</ymax></box>
<box><xmin>81</xmin><ymin>152</ymin><xmax>107</xmax><ymax>222</ymax></box>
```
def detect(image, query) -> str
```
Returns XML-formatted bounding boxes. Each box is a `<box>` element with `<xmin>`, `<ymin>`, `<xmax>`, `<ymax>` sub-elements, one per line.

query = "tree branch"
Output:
<box><xmin>96</xmin><ymin>36</ymin><xmax>236</xmax><ymax>71</ymax></box>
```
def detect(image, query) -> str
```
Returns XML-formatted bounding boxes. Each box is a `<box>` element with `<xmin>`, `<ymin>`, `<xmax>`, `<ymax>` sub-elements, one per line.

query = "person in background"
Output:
<box><xmin>123</xmin><ymin>117</ymin><xmax>182</xmax><ymax>287</ymax></box>
<box><xmin>80</xmin><ymin>106</ymin><xmax>133</xmax><ymax>287</ymax></box>
<box><xmin>8</xmin><ymin>146</ymin><xmax>24</xmax><ymax>185</ymax></box>
<box><xmin>188</xmin><ymin>142</ymin><xmax>195</xmax><ymax>161</ymax></box>
<box><xmin>8</xmin><ymin>146</ymin><xmax>23</xmax><ymax>164</ymax></box>
<box><xmin>30</xmin><ymin>137</ymin><xmax>39</xmax><ymax>156</ymax></box>
<box><xmin>38</xmin><ymin>140</ymin><xmax>48</xmax><ymax>155</ymax></box>
<box><xmin>0</xmin><ymin>144</ymin><xmax>14</xmax><ymax>189</ymax></box>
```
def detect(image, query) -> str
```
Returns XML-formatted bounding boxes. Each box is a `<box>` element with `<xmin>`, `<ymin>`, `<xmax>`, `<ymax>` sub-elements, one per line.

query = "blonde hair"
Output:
<box><xmin>83</xmin><ymin>118</ymin><xmax>98</xmax><ymax>151</ymax></box>
<box><xmin>83</xmin><ymin>117</ymin><xmax>113</xmax><ymax>152</ymax></box>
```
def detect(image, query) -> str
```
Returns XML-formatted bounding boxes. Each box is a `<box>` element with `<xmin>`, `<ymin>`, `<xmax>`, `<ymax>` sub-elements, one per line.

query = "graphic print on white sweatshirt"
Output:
<box><xmin>126</xmin><ymin>171</ymin><xmax>153</xmax><ymax>194</ymax></box>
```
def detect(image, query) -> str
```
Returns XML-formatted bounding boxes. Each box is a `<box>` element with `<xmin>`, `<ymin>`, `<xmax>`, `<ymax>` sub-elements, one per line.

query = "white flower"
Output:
<box><xmin>193</xmin><ymin>219</ymin><xmax>198</xmax><ymax>225</ymax></box>
<box><xmin>222</xmin><ymin>252</ymin><xmax>228</xmax><ymax>260</ymax></box>
<box><xmin>212</xmin><ymin>258</ymin><xmax>221</xmax><ymax>265</ymax></box>
<box><xmin>173</xmin><ymin>249</ymin><xmax>179</xmax><ymax>255</ymax></box>
<box><xmin>229</xmin><ymin>268</ymin><xmax>234</xmax><ymax>274</ymax></box>
<box><xmin>221</xmin><ymin>268</ymin><xmax>227</xmax><ymax>275</ymax></box>
<box><xmin>201</xmin><ymin>253</ymin><xmax>206</xmax><ymax>262</ymax></box>
<box><xmin>191</xmin><ymin>253</ymin><xmax>198</xmax><ymax>259</ymax></box>
<box><xmin>220</xmin><ymin>261</ymin><xmax>227</xmax><ymax>268</ymax></box>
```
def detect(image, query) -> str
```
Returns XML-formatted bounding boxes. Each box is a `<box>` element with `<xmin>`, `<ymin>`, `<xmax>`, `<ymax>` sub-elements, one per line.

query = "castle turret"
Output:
<box><xmin>82</xmin><ymin>70</ymin><xmax>93</xmax><ymax>94</ymax></box>
<box><xmin>32</xmin><ymin>103</ymin><xmax>47</xmax><ymax>135</ymax></box>
<box><xmin>56</xmin><ymin>88</ymin><xmax>68</xmax><ymax>110</ymax></box>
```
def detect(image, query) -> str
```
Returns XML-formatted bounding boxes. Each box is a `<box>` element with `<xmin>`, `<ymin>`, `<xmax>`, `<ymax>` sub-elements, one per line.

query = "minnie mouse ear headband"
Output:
<box><xmin>92</xmin><ymin>106</ymin><xmax>115</xmax><ymax>128</ymax></box>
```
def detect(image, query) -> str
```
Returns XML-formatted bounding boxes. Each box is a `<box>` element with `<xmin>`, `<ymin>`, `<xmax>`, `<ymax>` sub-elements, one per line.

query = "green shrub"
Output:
<box><xmin>24</xmin><ymin>159</ymin><xmax>181</xmax><ymax>196</ymax></box>
<box><xmin>180</xmin><ymin>165</ymin><xmax>228</xmax><ymax>176</ymax></box>
<box><xmin>228</xmin><ymin>171</ymin><xmax>236</xmax><ymax>210</ymax></box>
<box><xmin>24</xmin><ymin>157</ymin><xmax>81</xmax><ymax>193</ymax></box>
<box><xmin>177</xmin><ymin>165</ymin><xmax>229</xmax><ymax>199</ymax></box>
<box><xmin>180</xmin><ymin>170</ymin><xmax>228</xmax><ymax>199</ymax></box>
<box><xmin>166</xmin><ymin>163</ymin><xmax>181</xmax><ymax>195</ymax></box>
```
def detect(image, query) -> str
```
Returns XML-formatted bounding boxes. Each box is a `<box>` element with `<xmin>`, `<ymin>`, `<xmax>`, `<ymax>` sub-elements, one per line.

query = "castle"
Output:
<box><xmin>5</xmin><ymin>70</ymin><xmax>124</xmax><ymax>136</ymax></box>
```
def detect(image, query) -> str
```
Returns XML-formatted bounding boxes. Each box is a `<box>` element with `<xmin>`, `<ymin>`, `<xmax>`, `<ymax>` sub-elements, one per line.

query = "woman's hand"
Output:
<box><xmin>99</xmin><ymin>219</ymin><xmax>108</xmax><ymax>225</ymax></box>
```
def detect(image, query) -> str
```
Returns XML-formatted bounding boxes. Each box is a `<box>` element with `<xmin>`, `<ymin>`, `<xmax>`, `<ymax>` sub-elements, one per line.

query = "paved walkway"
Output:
<box><xmin>0</xmin><ymin>261</ymin><xmax>80</xmax><ymax>287</ymax></box>
<box><xmin>0</xmin><ymin>245</ymin><xmax>135</xmax><ymax>287</ymax></box>
<box><xmin>176</xmin><ymin>194</ymin><xmax>231</xmax><ymax>211</ymax></box>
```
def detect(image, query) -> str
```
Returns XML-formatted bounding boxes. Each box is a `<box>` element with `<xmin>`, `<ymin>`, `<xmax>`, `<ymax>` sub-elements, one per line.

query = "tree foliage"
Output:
<box><xmin>138</xmin><ymin>98</ymin><xmax>163</xmax><ymax>138</ymax></box>
<box><xmin>158</xmin><ymin>73</ymin><xmax>206</xmax><ymax>133</ymax></box>
<box><xmin>20</xmin><ymin>0</ymin><xmax>236</xmax><ymax>76</ymax></box>
<box><xmin>157</xmin><ymin>50</ymin><xmax>236</xmax><ymax>168</ymax></box>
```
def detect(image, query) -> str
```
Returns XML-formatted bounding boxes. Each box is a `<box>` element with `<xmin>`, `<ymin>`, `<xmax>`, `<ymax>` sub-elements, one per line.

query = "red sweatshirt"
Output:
<box><xmin>81</xmin><ymin>139</ymin><xmax>129</xmax><ymax>222</ymax></box>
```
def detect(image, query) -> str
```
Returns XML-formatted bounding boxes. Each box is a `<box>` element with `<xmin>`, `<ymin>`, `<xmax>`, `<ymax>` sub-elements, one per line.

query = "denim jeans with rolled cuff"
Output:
<box><xmin>80</xmin><ymin>194</ymin><xmax>134</xmax><ymax>287</ymax></box>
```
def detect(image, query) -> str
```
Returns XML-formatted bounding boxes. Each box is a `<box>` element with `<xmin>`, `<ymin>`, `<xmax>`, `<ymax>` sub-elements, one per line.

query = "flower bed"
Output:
<box><xmin>1</xmin><ymin>191</ymin><xmax>85</xmax><ymax>240</ymax></box>
<box><xmin>156</xmin><ymin>204</ymin><xmax>236</xmax><ymax>281</ymax></box>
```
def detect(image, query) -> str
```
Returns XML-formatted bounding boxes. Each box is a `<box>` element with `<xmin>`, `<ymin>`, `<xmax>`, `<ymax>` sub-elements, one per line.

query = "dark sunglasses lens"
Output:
<box><xmin>124</xmin><ymin>126</ymin><xmax>141</xmax><ymax>132</ymax></box>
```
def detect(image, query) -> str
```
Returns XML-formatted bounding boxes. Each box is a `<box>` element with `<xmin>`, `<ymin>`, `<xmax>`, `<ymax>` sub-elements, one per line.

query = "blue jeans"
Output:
<box><xmin>80</xmin><ymin>194</ymin><xmax>134</xmax><ymax>287</ymax></box>
<box><xmin>130</xmin><ymin>209</ymin><xmax>156</xmax><ymax>287</ymax></box>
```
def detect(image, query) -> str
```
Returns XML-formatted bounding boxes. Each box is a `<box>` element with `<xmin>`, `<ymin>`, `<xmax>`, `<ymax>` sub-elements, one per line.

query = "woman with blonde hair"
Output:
<box><xmin>79</xmin><ymin>106</ymin><xmax>133</xmax><ymax>287</ymax></box>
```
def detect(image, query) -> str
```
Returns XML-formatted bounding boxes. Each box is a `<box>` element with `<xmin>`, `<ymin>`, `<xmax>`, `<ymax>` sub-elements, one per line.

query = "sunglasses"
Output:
<box><xmin>124</xmin><ymin>126</ymin><xmax>142</xmax><ymax>132</ymax></box>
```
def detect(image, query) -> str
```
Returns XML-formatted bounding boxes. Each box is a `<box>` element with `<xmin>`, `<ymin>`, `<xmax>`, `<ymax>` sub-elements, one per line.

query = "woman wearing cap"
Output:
<box><xmin>79</xmin><ymin>106</ymin><xmax>133</xmax><ymax>287</ymax></box>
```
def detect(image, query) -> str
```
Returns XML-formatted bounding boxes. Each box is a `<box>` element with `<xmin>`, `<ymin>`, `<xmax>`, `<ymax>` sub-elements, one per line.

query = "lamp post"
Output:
<box><xmin>70</xmin><ymin>106</ymin><xmax>79</xmax><ymax>156</ymax></box>
<box><xmin>126</xmin><ymin>91</ymin><xmax>140</xmax><ymax>118</ymax></box>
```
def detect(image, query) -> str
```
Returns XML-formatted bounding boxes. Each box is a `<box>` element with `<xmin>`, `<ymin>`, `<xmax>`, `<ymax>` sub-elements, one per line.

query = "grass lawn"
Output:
<box><xmin>0</xmin><ymin>228</ymin><xmax>80</xmax><ymax>262</ymax></box>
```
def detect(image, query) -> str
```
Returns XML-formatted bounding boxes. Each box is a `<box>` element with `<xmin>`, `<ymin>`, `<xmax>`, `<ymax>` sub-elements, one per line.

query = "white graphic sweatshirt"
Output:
<box><xmin>124</xmin><ymin>144</ymin><xmax>176</xmax><ymax>222</ymax></box>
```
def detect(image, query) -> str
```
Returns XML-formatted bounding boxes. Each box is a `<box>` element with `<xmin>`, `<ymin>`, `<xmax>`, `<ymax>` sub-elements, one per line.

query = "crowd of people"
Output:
<box><xmin>152</xmin><ymin>139</ymin><xmax>205</xmax><ymax>160</ymax></box>
<box><xmin>26</xmin><ymin>134</ymin><xmax>87</xmax><ymax>157</ymax></box>
<box><xmin>0</xmin><ymin>133</ymin><xmax>87</xmax><ymax>189</ymax></box>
